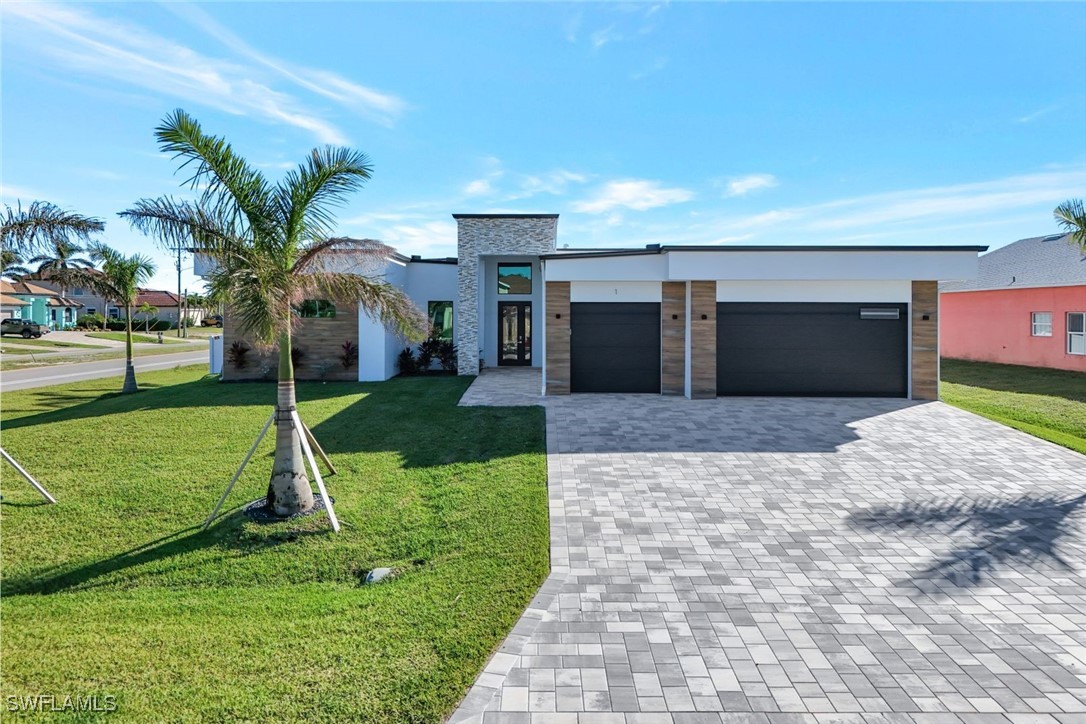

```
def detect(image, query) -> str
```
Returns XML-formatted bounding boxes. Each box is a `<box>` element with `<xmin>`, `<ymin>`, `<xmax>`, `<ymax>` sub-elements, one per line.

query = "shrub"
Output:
<box><xmin>77</xmin><ymin>312</ymin><xmax>105</xmax><ymax>330</ymax></box>
<box><xmin>417</xmin><ymin>336</ymin><xmax>441</xmax><ymax>371</ymax></box>
<box><xmin>315</xmin><ymin>360</ymin><xmax>336</xmax><ymax>381</ymax></box>
<box><xmin>340</xmin><ymin>340</ymin><xmax>358</xmax><ymax>370</ymax></box>
<box><xmin>291</xmin><ymin>346</ymin><xmax>305</xmax><ymax>369</ymax></box>
<box><xmin>105</xmin><ymin>319</ymin><xmax>127</xmax><ymax>331</ymax></box>
<box><xmin>397</xmin><ymin>347</ymin><xmax>417</xmax><ymax>376</ymax></box>
<box><xmin>437</xmin><ymin>340</ymin><xmax>458</xmax><ymax>372</ymax></box>
<box><xmin>228</xmin><ymin>340</ymin><xmax>251</xmax><ymax>369</ymax></box>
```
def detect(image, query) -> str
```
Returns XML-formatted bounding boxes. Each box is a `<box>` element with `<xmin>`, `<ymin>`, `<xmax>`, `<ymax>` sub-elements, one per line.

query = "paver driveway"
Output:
<box><xmin>451</xmin><ymin>395</ymin><xmax>1086</xmax><ymax>724</ymax></box>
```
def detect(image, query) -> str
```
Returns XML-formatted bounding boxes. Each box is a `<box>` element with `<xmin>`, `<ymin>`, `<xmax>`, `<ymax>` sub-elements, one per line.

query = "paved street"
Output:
<box><xmin>0</xmin><ymin>350</ymin><xmax>208</xmax><ymax>392</ymax></box>
<box><xmin>452</xmin><ymin>388</ymin><xmax>1086</xmax><ymax>723</ymax></box>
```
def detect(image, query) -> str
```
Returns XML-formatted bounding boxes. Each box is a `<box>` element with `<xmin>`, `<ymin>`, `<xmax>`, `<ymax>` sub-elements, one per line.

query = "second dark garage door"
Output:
<box><xmin>571</xmin><ymin>302</ymin><xmax>660</xmax><ymax>393</ymax></box>
<box><xmin>717</xmin><ymin>302</ymin><xmax>908</xmax><ymax>397</ymax></box>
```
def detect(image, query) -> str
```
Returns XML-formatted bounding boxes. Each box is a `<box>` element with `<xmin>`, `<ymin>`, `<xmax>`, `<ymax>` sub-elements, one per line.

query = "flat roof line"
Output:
<box><xmin>452</xmin><ymin>213</ymin><xmax>560</xmax><ymax>219</ymax></box>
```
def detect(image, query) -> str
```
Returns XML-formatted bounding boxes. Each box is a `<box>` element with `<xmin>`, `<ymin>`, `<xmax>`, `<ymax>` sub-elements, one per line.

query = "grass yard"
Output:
<box><xmin>0</xmin><ymin>337</ymin><xmax>107</xmax><ymax>349</ymax></box>
<box><xmin>86</xmin><ymin>331</ymin><xmax>187</xmax><ymax>344</ymax></box>
<box><xmin>941</xmin><ymin>358</ymin><xmax>1086</xmax><ymax>454</ymax></box>
<box><xmin>0</xmin><ymin>368</ymin><xmax>548</xmax><ymax>722</ymax></box>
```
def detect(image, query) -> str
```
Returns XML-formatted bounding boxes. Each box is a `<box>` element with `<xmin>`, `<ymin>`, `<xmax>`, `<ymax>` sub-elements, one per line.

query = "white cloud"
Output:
<box><xmin>509</xmin><ymin>169</ymin><xmax>588</xmax><ymax>199</ymax></box>
<box><xmin>1</xmin><ymin>3</ymin><xmax>406</xmax><ymax>143</ymax></box>
<box><xmin>723</xmin><ymin>173</ymin><xmax>778</xmax><ymax>197</ymax></box>
<box><xmin>1015</xmin><ymin>104</ymin><xmax>1060</xmax><ymax>124</ymax></box>
<box><xmin>573</xmin><ymin>179</ymin><xmax>694</xmax><ymax>214</ymax></box>
<box><xmin>631</xmin><ymin>57</ymin><xmax>668</xmax><ymax>81</ymax></box>
<box><xmin>0</xmin><ymin>184</ymin><xmax>49</xmax><ymax>204</ymax></box>
<box><xmin>590</xmin><ymin>25</ymin><xmax>621</xmax><ymax>50</ymax></box>
<box><xmin>463</xmin><ymin>179</ymin><xmax>493</xmax><ymax>196</ymax></box>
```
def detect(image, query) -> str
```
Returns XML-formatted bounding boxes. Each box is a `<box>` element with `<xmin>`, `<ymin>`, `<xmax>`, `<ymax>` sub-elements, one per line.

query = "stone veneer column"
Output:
<box><xmin>661</xmin><ymin>282</ymin><xmax>686</xmax><ymax>395</ymax></box>
<box><xmin>911</xmin><ymin>280</ymin><xmax>939</xmax><ymax>400</ymax></box>
<box><xmin>455</xmin><ymin>216</ymin><xmax>558</xmax><ymax>376</ymax></box>
<box><xmin>545</xmin><ymin>281</ymin><xmax>570</xmax><ymax>395</ymax></box>
<box><xmin>689</xmin><ymin>281</ymin><xmax>717</xmax><ymax>399</ymax></box>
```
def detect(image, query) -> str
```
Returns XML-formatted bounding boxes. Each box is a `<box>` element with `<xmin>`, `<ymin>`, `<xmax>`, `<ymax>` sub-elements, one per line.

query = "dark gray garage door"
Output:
<box><xmin>571</xmin><ymin>303</ymin><xmax>660</xmax><ymax>393</ymax></box>
<box><xmin>717</xmin><ymin>302</ymin><xmax>907</xmax><ymax>397</ymax></box>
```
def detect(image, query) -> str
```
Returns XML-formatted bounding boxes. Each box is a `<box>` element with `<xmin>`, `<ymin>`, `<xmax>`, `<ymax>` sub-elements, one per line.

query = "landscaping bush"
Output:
<box><xmin>437</xmin><ymin>340</ymin><xmax>458</xmax><ymax>372</ymax></box>
<box><xmin>105</xmin><ymin>319</ymin><xmax>127</xmax><ymax>332</ymax></box>
<box><xmin>228</xmin><ymin>340</ymin><xmax>251</xmax><ymax>369</ymax></box>
<box><xmin>397</xmin><ymin>347</ymin><xmax>417</xmax><ymax>375</ymax></box>
<box><xmin>417</xmin><ymin>336</ymin><xmax>441</xmax><ymax>371</ymax></box>
<box><xmin>340</xmin><ymin>340</ymin><xmax>358</xmax><ymax>370</ymax></box>
<box><xmin>291</xmin><ymin>346</ymin><xmax>305</xmax><ymax>369</ymax></box>
<box><xmin>76</xmin><ymin>312</ymin><xmax>105</xmax><ymax>330</ymax></box>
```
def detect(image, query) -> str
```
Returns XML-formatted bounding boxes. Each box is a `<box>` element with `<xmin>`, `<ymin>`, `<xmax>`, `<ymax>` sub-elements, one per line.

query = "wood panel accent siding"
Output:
<box><xmin>661</xmin><ymin>281</ymin><xmax>686</xmax><ymax>395</ymax></box>
<box><xmin>689</xmin><ymin>281</ymin><xmax>717</xmax><ymax>399</ymax></box>
<box><xmin>222</xmin><ymin>304</ymin><xmax>359</xmax><ymax>382</ymax></box>
<box><xmin>911</xmin><ymin>281</ymin><xmax>939</xmax><ymax>400</ymax></box>
<box><xmin>545</xmin><ymin>281</ymin><xmax>571</xmax><ymax>395</ymax></box>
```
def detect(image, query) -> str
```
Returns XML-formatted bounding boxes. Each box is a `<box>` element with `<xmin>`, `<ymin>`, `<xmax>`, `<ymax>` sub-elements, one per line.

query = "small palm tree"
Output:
<box><xmin>1054</xmin><ymin>199</ymin><xmax>1086</xmax><ymax>253</ymax></box>
<box><xmin>122</xmin><ymin>109</ymin><xmax>425</xmax><ymax>519</ymax></box>
<box><xmin>2</xmin><ymin>201</ymin><xmax>104</xmax><ymax>259</ymax></box>
<box><xmin>27</xmin><ymin>238</ymin><xmax>95</xmax><ymax>285</ymax></box>
<box><xmin>137</xmin><ymin>302</ymin><xmax>159</xmax><ymax>333</ymax></box>
<box><xmin>64</xmin><ymin>243</ymin><xmax>156</xmax><ymax>394</ymax></box>
<box><xmin>1</xmin><ymin>248</ymin><xmax>30</xmax><ymax>280</ymax></box>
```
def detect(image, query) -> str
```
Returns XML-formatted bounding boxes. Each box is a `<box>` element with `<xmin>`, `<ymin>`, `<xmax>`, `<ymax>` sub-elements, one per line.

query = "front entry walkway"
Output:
<box><xmin>459</xmin><ymin>367</ymin><xmax>543</xmax><ymax>407</ymax></box>
<box><xmin>451</xmin><ymin>395</ymin><xmax>1086</xmax><ymax>723</ymax></box>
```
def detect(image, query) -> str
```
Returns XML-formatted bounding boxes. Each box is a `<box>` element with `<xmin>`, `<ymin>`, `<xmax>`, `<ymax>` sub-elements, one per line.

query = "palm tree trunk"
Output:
<box><xmin>122</xmin><ymin>303</ymin><xmax>138</xmax><ymax>394</ymax></box>
<box><xmin>266</xmin><ymin>329</ymin><xmax>315</xmax><ymax>516</ymax></box>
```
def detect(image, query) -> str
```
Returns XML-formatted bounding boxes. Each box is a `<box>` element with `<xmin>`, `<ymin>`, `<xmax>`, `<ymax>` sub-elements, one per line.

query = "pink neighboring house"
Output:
<box><xmin>940</xmin><ymin>233</ymin><xmax>1086</xmax><ymax>373</ymax></box>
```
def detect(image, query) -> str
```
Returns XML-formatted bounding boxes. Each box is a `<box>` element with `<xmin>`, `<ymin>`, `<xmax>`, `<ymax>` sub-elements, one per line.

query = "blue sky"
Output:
<box><xmin>2</xmin><ymin>1</ymin><xmax>1084</xmax><ymax>292</ymax></box>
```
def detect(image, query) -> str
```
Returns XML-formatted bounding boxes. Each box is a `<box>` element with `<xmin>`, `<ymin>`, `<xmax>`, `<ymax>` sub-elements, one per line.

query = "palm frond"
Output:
<box><xmin>294</xmin><ymin>270</ymin><xmax>427</xmax><ymax>343</ymax></box>
<box><xmin>63</xmin><ymin>242</ymin><xmax>157</xmax><ymax>307</ymax></box>
<box><xmin>292</xmin><ymin>237</ymin><xmax>392</xmax><ymax>275</ymax></box>
<box><xmin>154</xmin><ymin>109</ymin><xmax>276</xmax><ymax>239</ymax></box>
<box><xmin>121</xmin><ymin>196</ymin><xmax>244</xmax><ymax>261</ymax></box>
<box><xmin>1054</xmin><ymin>198</ymin><xmax>1086</xmax><ymax>252</ymax></box>
<box><xmin>1</xmin><ymin>201</ymin><xmax>104</xmax><ymax>257</ymax></box>
<box><xmin>278</xmin><ymin>147</ymin><xmax>373</xmax><ymax>249</ymax></box>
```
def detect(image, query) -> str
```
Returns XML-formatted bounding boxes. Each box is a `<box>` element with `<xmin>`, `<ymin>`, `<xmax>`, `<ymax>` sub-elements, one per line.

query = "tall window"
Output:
<box><xmin>1068</xmin><ymin>312</ymin><xmax>1085</xmax><ymax>355</ymax></box>
<box><xmin>1031</xmin><ymin>312</ymin><xmax>1052</xmax><ymax>337</ymax></box>
<box><xmin>295</xmin><ymin>300</ymin><xmax>336</xmax><ymax>318</ymax></box>
<box><xmin>428</xmin><ymin>301</ymin><xmax>453</xmax><ymax>340</ymax></box>
<box><xmin>497</xmin><ymin>264</ymin><xmax>532</xmax><ymax>295</ymax></box>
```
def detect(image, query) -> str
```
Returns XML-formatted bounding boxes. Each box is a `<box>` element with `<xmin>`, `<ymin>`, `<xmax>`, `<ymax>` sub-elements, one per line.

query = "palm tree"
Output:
<box><xmin>63</xmin><ymin>243</ymin><xmax>156</xmax><ymax>394</ymax></box>
<box><xmin>1</xmin><ymin>248</ymin><xmax>30</xmax><ymax>280</ymax></box>
<box><xmin>27</xmin><ymin>238</ymin><xmax>95</xmax><ymax>282</ymax></box>
<box><xmin>122</xmin><ymin>109</ymin><xmax>425</xmax><ymax>519</ymax></box>
<box><xmin>1054</xmin><ymin>199</ymin><xmax>1086</xmax><ymax>253</ymax></box>
<box><xmin>2</xmin><ymin>201</ymin><xmax>104</xmax><ymax>260</ymax></box>
<box><xmin>137</xmin><ymin>302</ymin><xmax>159</xmax><ymax>333</ymax></box>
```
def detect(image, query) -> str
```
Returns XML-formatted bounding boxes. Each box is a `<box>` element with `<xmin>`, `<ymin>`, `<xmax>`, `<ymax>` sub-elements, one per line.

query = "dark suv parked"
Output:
<box><xmin>1</xmin><ymin>318</ymin><xmax>45</xmax><ymax>338</ymax></box>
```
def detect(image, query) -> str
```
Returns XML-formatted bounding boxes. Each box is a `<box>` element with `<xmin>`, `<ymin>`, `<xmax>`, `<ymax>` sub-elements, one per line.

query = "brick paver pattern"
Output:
<box><xmin>451</xmin><ymin>393</ymin><xmax>1086</xmax><ymax>724</ymax></box>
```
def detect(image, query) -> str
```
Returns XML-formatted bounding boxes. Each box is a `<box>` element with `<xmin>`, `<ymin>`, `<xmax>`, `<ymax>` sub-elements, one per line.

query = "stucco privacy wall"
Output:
<box><xmin>455</xmin><ymin>215</ymin><xmax>557</xmax><ymax>375</ymax></box>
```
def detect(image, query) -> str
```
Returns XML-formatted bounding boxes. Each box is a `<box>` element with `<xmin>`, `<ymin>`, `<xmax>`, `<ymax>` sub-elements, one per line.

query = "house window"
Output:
<box><xmin>1068</xmin><ymin>312</ymin><xmax>1086</xmax><ymax>355</ymax></box>
<box><xmin>295</xmin><ymin>299</ymin><xmax>336</xmax><ymax>318</ymax></box>
<box><xmin>86</xmin><ymin>308</ymin><xmax>96</xmax><ymax>316</ymax></box>
<box><xmin>428</xmin><ymin>301</ymin><xmax>453</xmax><ymax>340</ymax></box>
<box><xmin>497</xmin><ymin>264</ymin><xmax>532</xmax><ymax>295</ymax></box>
<box><xmin>73</xmin><ymin>288</ymin><xmax>86</xmax><ymax>296</ymax></box>
<box><xmin>108</xmin><ymin>307</ymin><xmax>120</xmax><ymax>319</ymax></box>
<box><xmin>1031</xmin><ymin>312</ymin><xmax>1053</xmax><ymax>337</ymax></box>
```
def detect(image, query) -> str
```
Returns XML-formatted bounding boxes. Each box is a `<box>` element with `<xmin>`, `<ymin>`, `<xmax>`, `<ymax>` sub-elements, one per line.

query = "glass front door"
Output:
<box><xmin>498</xmin><ymin>302</ymin><xmax>531</xmax><ymax>366</ymax></box>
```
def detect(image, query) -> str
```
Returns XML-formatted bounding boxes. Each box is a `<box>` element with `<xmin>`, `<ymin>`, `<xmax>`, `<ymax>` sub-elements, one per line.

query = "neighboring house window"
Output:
<box><xmin>295</xmin><ymin>299</ymin><xmax>336</xmax><ymax>318</ymax></box>
<box><xmin>428</xmin><ymin>301</ymin><xmax>453</xmax><ymax>340</ymax></box>
<box><xmin>50</xmin><ymin>309</ymin><xmax>57</xmax><ymax>322</ymax></box>
<box><xmin>86</xmin><ymin>307</ymin><xmax>96</xmax><ymax>316</ymax></box>
<box><xmin>1031</xmin><ymin>312</ymin><xmax>1053</xmax><ymax>337</ymax></box>
<box><xmin>1068</xmin><ymin>312</ymin><xmax>1086</xmax><ymax>355</ymax></box>
<box><xmin>64</xmin><ymin>308</ymin><xmax>73</xmax><ymax>322</ymax></box>
<box><xmin>72</xmin><ymin>288</ymin><xmax>86</xmax><ymax>296</ymax></box>
<box><xmin>497</xmin><ymin>264</ymin><xmax>532</xmax><ymax>295</ymax></box>
<box><xmin>108</xmin><ymin>307</ymin><xmax>120</xmax><ymax>319</ymax></box>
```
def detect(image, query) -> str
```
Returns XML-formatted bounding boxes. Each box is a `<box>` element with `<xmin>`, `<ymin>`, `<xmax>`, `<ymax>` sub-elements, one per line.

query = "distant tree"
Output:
<box><xmin>122</xmin><ymin>109</ymin><xmax>425</xmax><ymax>519</ymax></box>
<box><xmin>64</xmin><ymin>243</ymin><xmax>156</xmax><ymax>393</ymax></box>
<box><xmin>137</xmin><ymin>302</ymin><xmax>159</xmax><ymax>332</ymax></box>
<box><xmin>1054</xmin><ymin>199</ymin><xmax>1086</xmax><ymax>253</ymax></box>
<box><xmin>27</xmin><ymin>238</ymin><xmax>95</xmax><ymax>294</ymax></box>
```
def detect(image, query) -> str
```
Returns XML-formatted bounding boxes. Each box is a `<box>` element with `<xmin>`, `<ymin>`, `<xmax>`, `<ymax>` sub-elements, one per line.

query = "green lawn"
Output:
<box><xmin>0</xmin><ymin>368</ymin><xmax>548</xmax><ymax>722</ymax></box>
<box><xmin>0</xmin><ymin>337</ymin><xmax>107</xmax><ymax>349</ymax></box>
<box><xmin>86</xmin><ymin>331</ymin><xmax>187</xmax><ymax>344</ymax></box>
<box><xmin>941</xmin><ymin>358</ymin><xmax>1086</xmax><ymax>454</ymax></box>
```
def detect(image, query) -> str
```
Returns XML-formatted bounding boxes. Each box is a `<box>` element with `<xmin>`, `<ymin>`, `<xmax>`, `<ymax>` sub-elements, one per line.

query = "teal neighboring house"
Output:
<box><xmin>0</xmin><ymin>280</ymin><xmax>83</xmax><ymax>330</ymax></box>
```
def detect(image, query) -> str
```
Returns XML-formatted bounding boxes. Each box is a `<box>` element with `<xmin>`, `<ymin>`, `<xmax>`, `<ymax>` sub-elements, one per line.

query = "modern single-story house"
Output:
<box><xmin>0</xmin><ymin>280</ymin><xmax>83</xmax><ymax>329</ymax></box>
<box><xmin>940</xmin><ymin>233</ymin><xmax>1086</xmax><ymax>372</ymax></box>
<box><xmin>217</xmin><ymin>214</ymin><xmax>985</xmax><ymax>399</ymax></box>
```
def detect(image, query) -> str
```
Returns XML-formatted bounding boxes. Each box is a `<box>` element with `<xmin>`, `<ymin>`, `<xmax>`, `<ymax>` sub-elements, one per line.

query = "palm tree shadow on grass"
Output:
<box><xmin>849</xmin><ymin>493</ymin><xmax>1086</xmax><ymax>593</ymax></box>
<box><xmin>3</xmin><ymin>511</ymin><xmax>331</xmax><ymax>596</ymax></box>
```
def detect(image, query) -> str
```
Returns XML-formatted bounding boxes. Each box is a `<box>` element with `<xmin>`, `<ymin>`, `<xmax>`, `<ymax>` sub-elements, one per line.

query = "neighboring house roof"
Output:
<box><xmin>47</xmin><ymin>297</ymin><xmax>83</xmax><ymax>308</ymax></box>
<box><xmin>136</xmin><ymin>290</ymin><xmax>181</xmax><ymax>308</ymax></box>
<box><xmin>941</xmin><ymin>233</ymin><xmax>1086</xmax><ymax>292</ymax></box>
<box><xmin>540</xmin><ymin>243</ymin><xmax>988</xmax><ymax>260</ymax></box>
<box><xmin>0</xmin><ymin>280</ymin><xmax>61</xmax><ymax>296</ymax></box>
<box><xmin>0</xmin><ymin>293</ymin><xmax>30</xmax><ymax>307</ymax></box>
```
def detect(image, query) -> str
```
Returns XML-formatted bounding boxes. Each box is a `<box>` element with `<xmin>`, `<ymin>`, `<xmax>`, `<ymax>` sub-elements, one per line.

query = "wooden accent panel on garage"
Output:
<box><xmin>221</xmin><ymin>303</ymin><xmax>359</xmax><ymax>382</ymax></box>
<box><xmin>689</xmin><ymin>281</ymin><xmax>716</xmax><ymax>399</ymax></box>
<box><xmin>911</xmin><ymin>281</ymin><xmax>939</xmax><ymax>400</ymax></box>
<box><xmin>545</xmin><ymin>281</ymin><xmax>570</xmax><ymax>395</ymax></box>
<box><xmin>661</xmin><ymin>281</ymin><xmax>686</xmax><ymax>395</ymax></box>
